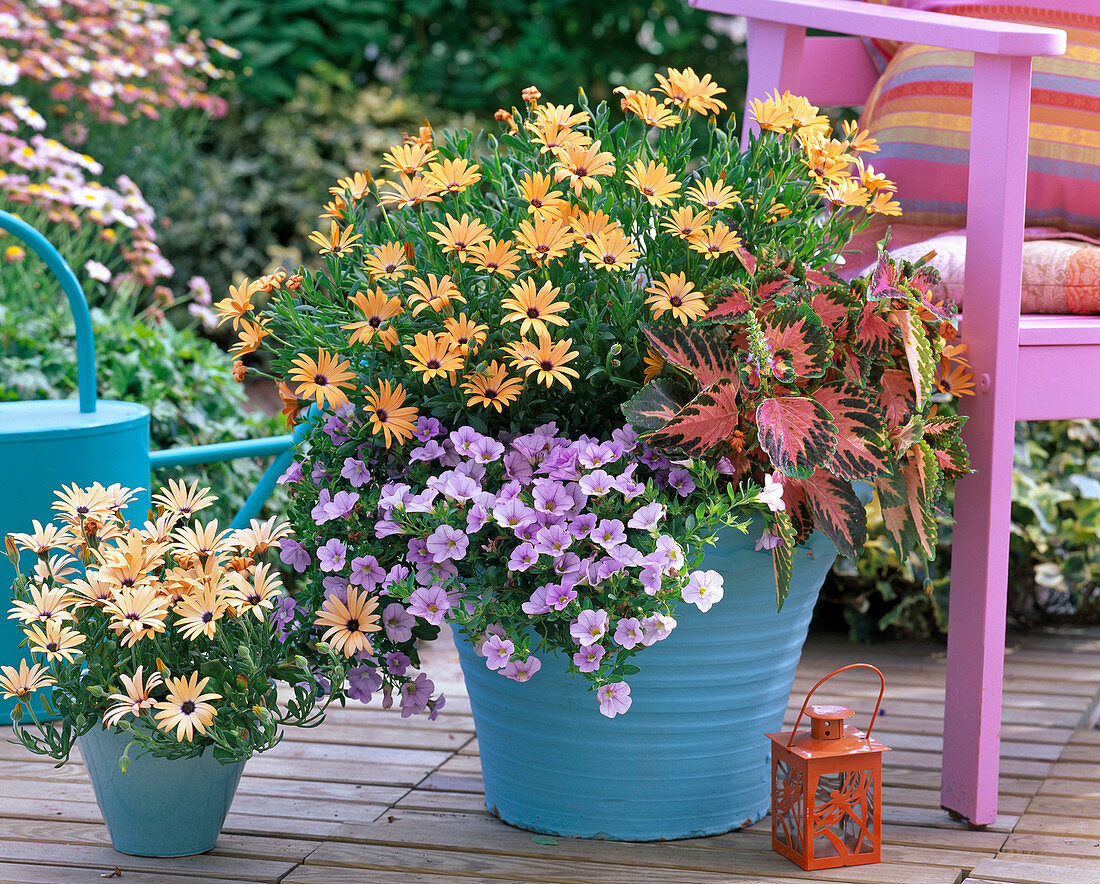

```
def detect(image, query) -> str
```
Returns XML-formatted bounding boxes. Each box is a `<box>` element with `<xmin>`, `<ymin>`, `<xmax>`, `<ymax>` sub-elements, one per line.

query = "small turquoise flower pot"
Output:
<box><xmin>78</xmin><ymin>725</ymin><xmax>246</xmax><ymax>856</ymax></box>
<box><xmin>454</xmin><ymin>524</ymin><xmax>838</xmax><ymax>841</ymax></box>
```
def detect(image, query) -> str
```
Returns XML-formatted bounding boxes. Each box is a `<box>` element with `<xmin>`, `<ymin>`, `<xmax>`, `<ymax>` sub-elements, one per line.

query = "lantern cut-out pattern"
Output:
<box><xmin>768</xmin><ymin>663</ymin><xmax>890</xmax><ymax>870</ymax></box>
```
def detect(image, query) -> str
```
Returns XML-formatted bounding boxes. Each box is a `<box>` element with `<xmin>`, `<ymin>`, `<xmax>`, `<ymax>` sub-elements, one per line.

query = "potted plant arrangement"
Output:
<box><xmin>219</xmin><ymin>78</ymin><xmax>969</xmax><ymax>839</ymax></box>
<box><xmin>2</xmin><ymin>479</ymin><xmax>356</xmax><ymax>857</ymax></box>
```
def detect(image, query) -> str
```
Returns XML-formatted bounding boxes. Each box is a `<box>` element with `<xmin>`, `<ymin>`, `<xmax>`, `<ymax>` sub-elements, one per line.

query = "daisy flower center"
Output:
<box><xmin>346</xmin><ymin>618</ymin><xmax>360</xmax><ymax>632</ymax></box>
<box><xmin>369</xmin><ymin>316</ymin><xmax>382</xmax><ymax>327</ymax></box>
<box><xmin>375</xmin><ymin>408</ymin><xmax>389</xmax><ymax>423</ymax></box>
<box><xmin>314</xmin><ymin>373</ymin><xmax>329</xmax><ymax>386</ymax></box>
<box><xmin>526</xmin><ymin>307</ymin><xmax>540</xmax><ymax>318</ymax></box>
<box><xmin>181</xmin><ymin>700</ymin><xmax>196</xmax><ymax>714</ymax></box>
<box><xmin>670</xmin><ymin>296</ymin><xmax>683</xmax><ymax>307</ymax></box>
<box><xmin>202</xmin><ymin>611</ymin><xmax>214</xmax><ymax>623</ymax></box>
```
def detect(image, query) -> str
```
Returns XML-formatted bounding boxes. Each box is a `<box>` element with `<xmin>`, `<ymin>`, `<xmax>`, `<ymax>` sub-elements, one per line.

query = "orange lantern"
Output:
<box><xmin>769</xmin><ymin>663</ymin><xmax>890</xmax><ymax>870</ymax></box>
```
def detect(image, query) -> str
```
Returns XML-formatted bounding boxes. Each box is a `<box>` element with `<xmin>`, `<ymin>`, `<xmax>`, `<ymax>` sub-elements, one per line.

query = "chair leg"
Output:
<box><xmin>940</xmin><ymin>395</ymin><xmax>1016</xmax><ymax>826</ymax></box>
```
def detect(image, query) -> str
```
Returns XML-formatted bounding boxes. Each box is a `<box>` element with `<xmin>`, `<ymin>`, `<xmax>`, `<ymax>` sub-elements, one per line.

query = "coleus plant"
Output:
<box><xmin>625</xmin><ymin>245</ymin><xmax>970</xmax><ymax>603</ymax></box>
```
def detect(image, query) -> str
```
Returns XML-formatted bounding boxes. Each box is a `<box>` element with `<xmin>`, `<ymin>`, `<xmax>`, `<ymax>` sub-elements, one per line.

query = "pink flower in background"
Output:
<box><xmin>381</xmin><ymin>603</ymin><xmax>415</xmax><ymax>643</ymax></box>
<box><xmin>400</xmin><ymin>673</ymin><xmax>434</xmax><ymax>718</ymax></box>
<box><xmin>573</xmin><ymin>644</ymin><xmax>605</xmax><ymax>673</ymax></box>
<box><xmin>482</xmin><ymin>634</ymin><xmax>515</xmax><ymax>670</ymax></box>
<box><xmin>682</xmin><ymin>569</ymin><xmax>724</xmax><ymax>612</ymax></box>
<box><xmin>501</xmin><ymin>656</ymin><xmax>541</xmax><ymax>682</ymax></box>
<box><xmin>570</xmin><ymin>609</ymin><xmax>609</xmax><ymax>646</ymax></box>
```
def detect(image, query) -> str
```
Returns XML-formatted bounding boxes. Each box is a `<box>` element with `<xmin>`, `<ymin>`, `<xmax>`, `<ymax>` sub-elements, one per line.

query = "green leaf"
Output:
<box><xmin>532</xmin><ymin>836</ymin><xmax>558</xmax><ymax>846</ymax></box>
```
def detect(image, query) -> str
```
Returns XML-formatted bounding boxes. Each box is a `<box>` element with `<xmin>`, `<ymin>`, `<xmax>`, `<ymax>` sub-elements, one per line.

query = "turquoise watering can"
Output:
<box><xmin>0</xmin><ymin>210</ymin><xmax>303</xmax><ymax>722</ymax></box>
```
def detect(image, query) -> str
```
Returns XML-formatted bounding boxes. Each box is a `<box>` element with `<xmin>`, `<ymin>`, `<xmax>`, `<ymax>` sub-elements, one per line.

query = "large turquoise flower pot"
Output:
<box><xmin>454</xmin><ymin>525</ymin><xmax>838</xmax><ymax>841</ymax></box>
<box><xmin>78</xmin><ymin>725</ymin><xmax>246</xmax><ymax>856</ymax></box>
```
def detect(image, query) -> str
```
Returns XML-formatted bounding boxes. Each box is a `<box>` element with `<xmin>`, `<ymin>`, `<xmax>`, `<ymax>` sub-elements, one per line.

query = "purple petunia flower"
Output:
<box><xmin>439</xmin><ymin>472</ymin><xmax>479</xmax><ymax>502</ymax></box>
<box><xmin>350</xmin><ymin>554</ymin><xmax>386</xmax><ymax>589</ymax></box>
<box><xmin>410</xmin><ymin>440</ymin><xmax>448</xmax><ymax>462</ymax></box>
<box><xmin>593</xmin><ymin>519</ymin><xmax>627</xmax><ymax>550</ymax></box>
<box><xmin>378</xmin><ymin>482</ymin><xmax>412</xmax><ymax>512</ymax></box>
<box><xmin>578</xmin><ymin>469</ymin><xmax>614</xmax><ymax>497</ymax></box>
<box><xmin>279</xmin><ymin>539</ymin><xmax>311</xmax><ymax>573</ymax></box>
<box><xmin>755</xmin><ymin>529</ymin><xmax>782</xmax><ymax>551</ymax></box>
<box><xmin>652</xmin><ymin>535</ymin><xmax>685</xmax><ymax>572</ymax></box>
<box><xmin>407</xmin><ymin>537</ymin><xmax>433</xmax><ymax>567</ymax></box>
<box><xmin>323</xmin><ymin>413</ymin><xmax>349</xmax><ymax>444</ymax></box>
<box><xmin>493</xmin><ymin>497</ymin><xmax>535</xmax><ymax>531</ymax></box>
<box><xmin>374</xmin><ymin>518</ymin><xmax>405</xmax><ymax>538</ymax></box>
<box><xmin>612</xmin><ymin>425</ymin><xmax>639</xmax><ymax>452</ymax></box>
<box><xmin>404</xmin><ymin>488</ymin><xmax>440</xmax><ymax>514</ymax></box>
<box><xmin>641</xmin><ymin>613</ymin><xmax>677</xmax><ymax>646</ymax></box>
<box><xmin>386</xmin><ymin>651</ymin><xmax>411</xmax><ymax>676</ymax></box>
<box><xmin>277</xmin><ymin>461</ymin><xmax>303</xmax><ymax>486</ymax></box>
<box><xmin>382</xmin><ymin>602</ymin><xmax>415</xmax><ymax>642</ymax></box>
<box><xmin>628</xmin><ymin>501</ymin><xmax>665</xmax><ymax>531</ymax></box>
<box><xmin>415</xmin><ymin>416</ymin><xmax>445</xmax><ymax>441</ymax></box>
<box><xmin>568</xmin><ymin>512</ymin><xmax>598</xmax><ymax>539</ymax></box>
<box><xmin>325</xmin><ymin>490</ymin><xmax>359</xmax><ymax>520</ymax></box>
<box><xmin>667</xmin><ymin>467</ymin><xmax>696</xmax><ymax>497</ymax></box>
<box><xmin>533</xmin><ymin>524</ymin><xmax>571</xmax><ymax>558</ymax></box>
<box><xmin>597</xmin><ymin>681</ymin><xmax>632</xmax><ymax>718</ymax></box>
<box><xmin>521</xmin><ymin>586</ymin><xmax>553</xmax><ymax>615</ymax></box>
<box><xmin>683</xmin><ymin>569</ymin><xmax>724</xmax><ymax>612</ymax></box>
<box><xmin>340</xmin><ymin>457</ymin><xmax>371</xmax><ymax>487</ymax></box>
<box><xmin>547</xmin><ymin>582</ymin><xmax>578</xmax><ymax>611</ymax></box>
<box><xmin>322</xmin><ymin>576</ymin><xmax>349</xmax><ymax>600</ymax></box>
<box><xmin>425</xmin><ymin>525</ymin><xmax>469</xmax><ymax>562</ymax></box>
<box><xmin>310</xmin><ymin>460</ymin><xmax>329</xmax><ymax>484</ymax></box>
<box><xmin>427</xmin><ymin>694</ymin><xmax>446</xmax><ymax>721</ymax></box>
<box><xmin>570</xmin><ymin>609</ymin><xmax>609</xmax><ymax>646</ymax></box>
<box><xmin>317</xmin><ymin>538</ymin><xmax>347</xmax><ymax>573</ymax></box>
<box><xmin>508</xmin><ymin>542</ymin><xmax>539</xmax><ymax>572</ymax></box>
<box><xmin>613</xmin><ymin>617</ymin><xmax>644</xmax><ymax>649</ymax></box>
<box><xmin>469</xmin><ymin>436</ymin><xmax>506</xmax><ymax>464</ymax></box>
<box><xmin>466</xmin><ymin>504</ymin><xmax>490</xmax><ymax>533</ymax></box>
<box><xmin>573</xmin><ymin>644</ymin><xmax>605</xmax><ymax>673</ymax></box>
<box><xmin>272</xmin><ymin>595</ymin><xmax>300</xmax><ymax>641</ymax></box>
<box><xmin>311</xmin><ymin>489</ymin><xmax>335</xmax><ymax>525</ymax></box>
<box><xmin>532</xmin><ymin>480</ymin><xmax>573</xmax><ymax>516</ymax></box>
<box><xmin>501</xmin><ymin>656</ymin><xmax>542</xmax><ymax>682</ymax></box>
<box><xmin>400</xmin><ymin>672</ymin><xmax>434</xmax><ymax>718</ymax></box>
<box><xmin>482</xmin><ymin>634</ymin><xmax>515</xmax><ymax>670</ymax></box>
<box><xmin>577</xmin><ymin>441</ymin><xmax>619</xmax><ymax>470</ymax></box>
<box><xmin>639</xmin><ymin>565</ymin><xmax>663</xmax><ymax>596</ymax></box>
<box><xmin>383</xmin><ymin>564</ymin><xmax>411</xmax><ymax>589</ymax></box>
<box><xmin>407</xmin><ymin>585</ymin><xmax>452</xmax><ymax>626</ymax></box>
<box><xmin>347</xmin><ymin>665</ymin><xmax>382</xmax><ymax>703</ymax></box>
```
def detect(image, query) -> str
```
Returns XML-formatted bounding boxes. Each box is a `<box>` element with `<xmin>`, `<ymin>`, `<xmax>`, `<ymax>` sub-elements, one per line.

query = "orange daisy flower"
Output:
<box><xmin>501</xmin><ymin>278</ymin><xmax>570</xmax><ymax>338</ymax></box>
<box><xmin>229</xmin><ymin>318</ymin><xmax>270</xmax><ymax>359</ymax></box>
<box><xmin>307</xmin><ymin>220</ymin><xmax>363</xmax><ymax>257</ymax></box>
<box><xmin>532</xmin><ymin>102</ymin><xmax>589</xmax><ymax>130</ymax></box>
<box><xmin>686</xmin><ymin>177</ymin><xmax>740</xmax><ymax>211</ymax></box>
<box><xmin>867</xmin><ymin>190</ymin><xmax>902</xmax><ymax>216</ymax></box>
<box><xmin>645</xmin><ymin>272</ymin><xmax>708</xmax><ymax>324</ymax></box>
<box><xmin>343</xmin><ymin>288</ymin><xmax>403</xmax><ymax>346</ymax></box>
<box><xmin>330</xmin><ymin>170</ymin><xmax>372</xmax><ymax>200</ymax></box>
<box><xmin>363</xmin><ymin>380</ymin><xmax>418</xmax><ymax>448</ymax></box>
<box><xmin>277</xmin><ymin>382</ymin><xmax>300</xmax><ymax>428</ymax></box>
<box><xmin>429</xmin><ymin>213</ymin><xmax>493</xmax><ymax>260</ymax></box>
<box><xmin>103</xmin><ymin>665</ymin><xmax>162</xmax><ymax>727</ymax></box>
<box><xmin>288</xmin><ymin>349</ymin><xmax>356</xmax><ymax>410</ymax></box>
<box><xmin>461</xmin><ymin>361</ymin><xmax>525</xmax><ymax>412</ymax></box>
<box><xmin>152</xmin><ymin>479</ymin><xmax>217</xmax><ymax>520</ymax></box>
<box><xmin>405</xmin><ymin>273</ymin><xmax>465</xmax><ymax>316</ymax></box>
<box><xmin>174</xmin><ymin>584</ymin><xmax>230</xmax><ymax>640</ymax></box>
<box><xmin>468</xmin><ymin>238</ymin><xmax>523</xmax><ymax>278</ymax></box>
<box><xmin>569</xmin><ymin>209</ymin><xmax>615</xmax><ymax>247</ymax></box>
<box><xmin>517</xmin><ymin>171</ymin><xmax>568</xmax><ymax>218</ymax></box>
<box><xmin>0</xmin><ymin>660</ymin><xmax>55</xmax><ymax>700</ymax></box>
<box><xmin>528</xmin><ymin>120</ymin><xmax>592</xmax><ymax>155</ymax></box>
<box><xmin>422</xmin><ymin>158</ymin><xmax>482</xmax><ymax>194</ymax></box>
<box><xmin>380</xmin><ymin>142</ymin><xmax>437</xmax><ymax>175</ymax></box>
<box><xmin>364</xmin><ymin>241</ymin><xmax>414</xmax><ymax>281</ymax></box>
<box><xmin>25</xmin><ymin>619</ymin><xmax>86</xmax><ymax>663</ymax></box>
<box><xmin>552</xmin><ymin>141</ymin><xmax>616</xmax><ymax>195</ymax></box>
<box><xmin>315</xmin><ymin>586</ymin><xmax>381</xmax><ymax>658</ymax></box>
<box><xmin>226</xmin><ymin>562</ymin><xmax>283</xmax><ymax>621</ymax></box>
<box><xmin>748</xmin><ymin>90</ymin><xmax>796</xmax><ymax>133</ymax></box>
<box><xmin>661</xmin><ymin>206</ymin><xmax>711</xmax><ymax>240</ymax></box>
<box><xmin>654</xmin><ymin>67</ymin><xmax>727</xmax><ymax>115</ymax></box>
<box><xmin>379</xmin><ymin>174</ymin><xmax>444</xmax><ymax>208</ymax></box>
<box><xmin>625</xmin><ymin>159</ymin><xmax>681</xmax><ymax>207</ymax></box>
<box><xmin>643</xmin><ymin>347</ymin><xmax>665</xmax><ymax>383</ymax></box>
<box><xmin>154</xmin><ymin>672</ymin><xmax>222</xmax><ymax>742</ymax></box>
<box><xmin>689</xmin><ymin>221</ymin><xmax>743</xmax><ymax>260</ymax></box>
<box><xmin>404</xmin><ymin>331</ymin><xmax>466</xmax><ymax>383</ymax></box>
<box><xmin>442</xmin><ymin>313</ymin><xmax>489</xmax><ymax>356</ymax></box>
<box><xmin>514</xmin><ymin>216</ymin><xmax>574</xmax><ymax>264</ymax></box>
<box><xmin>584</xmin><ymin>228</ymin><xmax>640</xmax><ymax>271</ymax></box>
<box><xmin>213</xmin><ymin>278</ymin><xmax>256</xmax><ymax>330</ymax></box>
<box><xmin>614</xmin><ymin>87</ymin><xmax>680</xmax><ymax>128</ymax></box>
<box><xmin>505</xmin><ymin>332</ymin><xmax>581</xmax><ymax>390</ymax></box>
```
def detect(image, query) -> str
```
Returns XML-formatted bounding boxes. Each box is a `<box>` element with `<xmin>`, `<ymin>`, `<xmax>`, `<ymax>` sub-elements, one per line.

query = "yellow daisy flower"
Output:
<box><xmin>154</xmin><ymin>672</ymin><xmax>222</xmax><ymax>742</ymax></box>
<box><xmin>288</xmin><ymin>349</ymin><xmax>356</xmax><ymax>410</ymax></box>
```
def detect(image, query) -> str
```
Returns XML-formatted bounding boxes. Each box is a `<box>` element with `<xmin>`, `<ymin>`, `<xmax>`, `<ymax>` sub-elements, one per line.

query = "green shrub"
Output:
<box><xmin>165</xmin><ymin>0</ymin><xmax>747</xmax><ymax>115</ymax></box>
<box><xmin>821</xmin><ymin>419</ymin><xmax>1100</xmax><ymax>639</ymax></box>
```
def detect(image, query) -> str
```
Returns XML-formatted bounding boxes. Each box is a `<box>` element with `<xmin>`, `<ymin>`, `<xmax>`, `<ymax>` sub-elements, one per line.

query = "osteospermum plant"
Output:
<box><xmin>2</xmin><ymin>480</ymin><xmax>363</xmax><ymax>763</ymax></box>
<box><xmin>216</xmin><ymin>79</ymin><xmax>926</xmax><ymax>715</ymax></box>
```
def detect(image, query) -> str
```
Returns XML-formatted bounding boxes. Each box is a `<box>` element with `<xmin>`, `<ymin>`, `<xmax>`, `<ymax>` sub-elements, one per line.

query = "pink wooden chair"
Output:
<box><xmin>689</xmin><ymin>0</ymin><xmax>1092</xmax><ymax>826</ymax></box>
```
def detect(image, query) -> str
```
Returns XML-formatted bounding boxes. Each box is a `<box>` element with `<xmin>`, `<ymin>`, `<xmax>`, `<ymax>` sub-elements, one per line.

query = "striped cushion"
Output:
<box><xmin>857</xmin><ymin>3</ymin><xmax>1100</xmax><ymax>235</ymax></box>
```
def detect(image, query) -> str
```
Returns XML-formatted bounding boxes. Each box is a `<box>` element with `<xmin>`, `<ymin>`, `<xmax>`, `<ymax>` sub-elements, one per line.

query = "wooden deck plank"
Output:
<box><xmin>2</xmin><ymin>626</ymin><xmax>1098</xmax><ymax>884</ymax></box>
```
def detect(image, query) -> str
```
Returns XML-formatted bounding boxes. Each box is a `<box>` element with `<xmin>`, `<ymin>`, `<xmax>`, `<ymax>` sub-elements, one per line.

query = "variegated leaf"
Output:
<box><xmin>762</xmin><ymin>303</ymin><xmax>832</xmax><ymax>380</ymax></box>
<box><xmin>756</xmin><ymin>395</ymin><xmax>837</xmax><ymax>479</ymax></box>
<box><xmin>854</xmin><ymin>304</ymin><xmax>895</xmax><ymax>361</ymax></box>
<box><xmin>778</xmin><ymin>478</ymin><xmax>815</xmax><ymax>545</ymax></box>
<box><xmin>644</xmin><ymin>326</ymin><xmax>739</xmax><ymax>389</ymax></box>
<box><xmin>866</xmin><ymin>250</ymin><xmax>905</xmax><ymax>302</ymax></box>
<box><xmin>649</xmin><ymin>378</ymin><xmax>740</xmax><ymax>455</ymax></box>
<box><xmin>893</xmin><ymin>309</ymin><xmax>935</xmax><ymax>411</ymax></box>
<box><xmin>879</xmin><ymin>441</ymin><xmax>941</xmax><ymax>560</ymax></box>
<box><xmin>705</xmin><ymin>280</ymin><xmax>752</xmax><ymax>322</ymax></box>
<box><xmin>622</xmin><ymin>379</ymin><xmax>690</xmax><ymax>432</ymax></box>
<box><xmin>798</xmin><ymin>470</ymin><xmax>868</xmax><ymax>559</ymax></box>
<box><xmin>811</xmin><ymin>287</ymin><xmax>851</xmax><ymax>333</ymax></box>
<box><xmin>772</xmin><ymin>510</ymin><xmax>795</xmax><ymax>610</ymax></box>
<box><xmin>877</xmin><ymin>368</ymin><xmax>915</xmax><ymax>428</ymax></box>
<box><xmin>814</xmin><ymin>381</ymin><xmax>892</xmax><ymax>480</ymax></box>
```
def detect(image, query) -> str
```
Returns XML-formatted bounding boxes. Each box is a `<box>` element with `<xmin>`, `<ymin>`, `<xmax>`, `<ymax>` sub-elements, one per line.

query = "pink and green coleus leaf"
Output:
<box><xmin>704</xmin><ymin>280</ymin><xmax>753</xmax><ymax>322</ymax></box>
<box><xmin>756</xmin><ymin>395</ymin><xmax>837</xmax><ymax>479</ymax></box>
<box><xmin>762</xmin><ymin>303</ymin><xmax>832</xmax><ymax>380</ymax></box>
<box><xmin>771</xmin><ymin>510</ymin><xmax>795</xmax><ymax>611</ymax></box>
<box><xmin>622</xmin><ymin>378</ymin><xmax>691</xmax><ymax>432</ymax></box>
<box><xmin>866</xmin><ymin>250</ymin><xmax>906</xmax><ymax>302</ymax></box>
<box><xmin>878</xmin><ymin>441</ymin><xmax>942</xmax><ymax>560</ymax></box>
<box><xmin>854</xmin><ymin>303</ymin><xmax>895</xmax><ymax>362</ymax></box>
<box><xmin>793</xmin><ymin>470</ymin><xmax>868</xmax><ymax>560</ymax></box>
<box><xmin>644</xmin><ymin>325</ymin><xmax>740</xmax><ymax>389</ymax></box>
<box><xmin>877</xmin><ymin>368</ymin><xmax>916</xmax><ymax>428</ymax></box>
<box><xmin>893</xmin><ymin>308</ymin><xmax>936</xmax><ymax>413</ymax></box>
<box><xmin>648</xmin><ymin>378</ymin><xmax>741</xmax><ymax>455</ymax></box>
<box><xmin>924</xmin><ymin>414</ymin><xmax>970</xmax><ymax>480</ymax></box>
<box><xmin>813</xmin><ymin>381</ymin><xmax>893</xmax><ymax>481</ymax></box>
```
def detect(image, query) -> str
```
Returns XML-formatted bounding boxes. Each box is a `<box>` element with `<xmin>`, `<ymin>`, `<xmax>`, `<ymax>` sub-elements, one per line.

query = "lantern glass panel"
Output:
<box><xmin>811</xmin><ymin>769</ymin><xmax>876</xmax><ymax>860</ymax></box>
<box><xmin>773</xmin><ymin>759</ymin><xmax>805</xmax><ymax>855</ymax></box>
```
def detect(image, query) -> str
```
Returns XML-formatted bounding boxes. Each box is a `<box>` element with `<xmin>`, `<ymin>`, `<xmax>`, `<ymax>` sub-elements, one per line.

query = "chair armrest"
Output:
<box><xmin>689</xmin><ymin>0</ymin><xmax>1066</xmax><ymax>57</ymax></box>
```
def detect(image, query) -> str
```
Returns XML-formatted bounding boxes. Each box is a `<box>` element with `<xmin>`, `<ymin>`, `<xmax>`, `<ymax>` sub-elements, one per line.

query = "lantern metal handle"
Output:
<box><xmin>0</xmin><ymin>209</ymin><xmax>97</xmax><ymax>413</ymax></box>
<box><xmin>787</xmin><ymin>663</ymin><xmax>886</xmax><ymax>747</ymax></box>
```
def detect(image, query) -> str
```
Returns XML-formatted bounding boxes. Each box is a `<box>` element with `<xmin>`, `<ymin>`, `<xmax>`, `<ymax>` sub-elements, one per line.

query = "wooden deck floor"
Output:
<box><xmin>3</xmin><ymin>627</ymin><xmax>1100</xmax><ymax>884</ymax></box>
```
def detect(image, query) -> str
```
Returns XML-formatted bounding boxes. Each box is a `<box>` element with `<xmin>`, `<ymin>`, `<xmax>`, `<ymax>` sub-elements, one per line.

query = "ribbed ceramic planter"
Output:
<box><xmin>455</xmin><ymin>524</ymin><xmax>838</xmax><ymax>840</ymax></box>
<box><xmin>78</xmin><ymin>725</ymin><xmax>246</xmax><ymax>856</ymax></box>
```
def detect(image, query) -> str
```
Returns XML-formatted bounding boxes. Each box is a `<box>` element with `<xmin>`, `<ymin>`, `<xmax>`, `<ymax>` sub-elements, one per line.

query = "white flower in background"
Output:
<box><xmin>757</xmin><ymin>471</ymin><xmax>786</xmax><ymax>512</ymax></box>
<box><xmin>84</xmin><ymin>260</ymin><xmax>111</xmax><ymax>283</ymax></box>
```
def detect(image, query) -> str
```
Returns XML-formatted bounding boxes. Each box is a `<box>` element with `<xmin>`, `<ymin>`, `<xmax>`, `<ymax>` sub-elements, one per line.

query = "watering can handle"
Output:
<box><xmin>787</xmin><ymin>663</ymin><xmax>886</xmax><ymax>747</ymax></box>
<box><xmin>0</xmin><ymin>210</ymin><xmax>96</xmax><ymax>413</ymax></box>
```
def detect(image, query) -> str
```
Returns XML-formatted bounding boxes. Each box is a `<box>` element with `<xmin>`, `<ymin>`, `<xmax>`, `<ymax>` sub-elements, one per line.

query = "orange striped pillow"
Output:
<box><xmin>857</xmin><ymin>4</ymin><xmax>1100</xmax><ymax>235</ymax></box>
